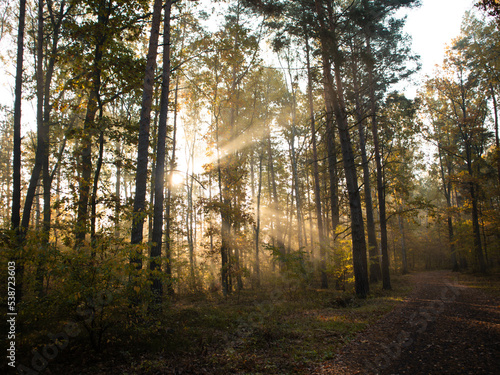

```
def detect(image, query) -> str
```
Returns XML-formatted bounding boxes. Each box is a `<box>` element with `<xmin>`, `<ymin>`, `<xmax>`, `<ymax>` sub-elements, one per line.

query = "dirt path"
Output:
<box><xmin>313</xmin><ymin>270</ymin><xmax>500</xmax><ymax>375</ymax></box>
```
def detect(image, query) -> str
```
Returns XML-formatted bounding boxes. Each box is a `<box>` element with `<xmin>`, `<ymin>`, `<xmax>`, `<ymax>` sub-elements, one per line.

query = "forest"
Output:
<box><xmin>1</xmin><ymin>0</ymin><xmax>499</xmax><ymax>374</ymax></box>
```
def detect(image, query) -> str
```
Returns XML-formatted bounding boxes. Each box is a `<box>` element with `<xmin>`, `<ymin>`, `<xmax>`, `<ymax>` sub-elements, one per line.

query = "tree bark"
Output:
<box><xmin>75</xmin><ymin>1</ymin><xmax>110</xmax><ymax>246</ymax></box>
<box><xmin>12</xmin><ymin>0</ymin><xmax>26</xmax><ymax>234</ymax></box>
<box><xmin>267</xmin><ymin>134</ymin><xmax>286</xmax><ymax>258</ymax></box>
<box><xmin>366</xmin><ymin>36</ymin><xmax>391</xmax><ymax>290</ymax></box>
<box><xmin>305</xmin><ymin>35</ymin><xmax>327</xmax><ymax>287</ymax></box>
<box><xmin>489</xmin><ymin>83</ymin><xmax>500</xmax><ymax>185</ymax></box>
<box><xmin>315</xmin><ymin>0</ymin><xmax>369</xmax><ymax>297</ymax></box>
<box><xmin>254</xmin><ymin>150</ymin><xmax>263</xmax><ymax>287</ymax></box>
<box><xmin>437</xmin><ymin>141</ymin><xmax>458</xmax><ymax>271</ymax></box>
<box><xmin>114</xmin><ymin>141</ymin><xmax>122</xmax><ymax>238</ymax></box>
<box><xmin>150</xmin><ymin>0</ymin><xmax>172</xmax><ymax>303</ymax></box>
<box><xmin>11</xmin><ymin>0</ymin><xmax>27</xmax><ymax>306</ymax></box>
<box><xmin>90</xmin><ymin>128</ymin><xmax>104</xmax><ymax>250</ymax></box>
<box><xmin>351</xmin><ymin>54</ymin><xmax>381</xmax><ymax>283</ymax></box>
<box><xmin>164</xmin><ymin>74</ymin><xmax>179</xmax><ymax>297</ymax></box>
<box><xmin>398</xmin><ymin>209</ymin><xmax>408</xmax><ymax>274</ymax></box>
<box><xmin>130</xmin><ymin>0</ymin><xmax>163</xmax><ymax>269</ymax></box>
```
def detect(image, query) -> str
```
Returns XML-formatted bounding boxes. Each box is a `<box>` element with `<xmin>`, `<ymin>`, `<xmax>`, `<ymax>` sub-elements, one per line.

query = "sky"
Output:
<box><xmin>0</xmin><ymin>0</ymin><xmax>479</xmax><ymax>126</ymax></box>
<box><xmin>396</xmin><ymin>0</ymin><xmax>478</xmax><ymax>96</ymax></box>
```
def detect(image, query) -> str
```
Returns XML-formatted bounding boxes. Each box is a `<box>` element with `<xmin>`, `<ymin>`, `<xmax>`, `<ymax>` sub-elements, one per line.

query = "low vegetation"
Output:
<box><xmin>5</xmin><ymin>274</ymin><xmax>412</xmax><ymax>374</ymax></box>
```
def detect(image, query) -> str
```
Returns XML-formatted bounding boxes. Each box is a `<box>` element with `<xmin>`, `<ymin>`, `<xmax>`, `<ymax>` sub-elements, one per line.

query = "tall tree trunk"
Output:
<box><xmin>186</xmin><ymin>149</ymin><xmax>195</xmax><ymax>288</ymax></box>
<box><xmin>466</xmin><ymin>145</ymin><xmax>486</xmax><ymax>273</ymax></box>
<box><xmin>489</xmin><ymin>84</ymin><xmax>500</xmax><ymax>185</ymax></box>
<box><xmin>34</xmin><ymin>0</ymin><xmax>46</xmax><ymax>296</ymax></box>
<box><xmin>254</xmin><ymin>150</ymin><xmax>263</xmax><ymax>287</ymax></box>
<box><xmin>12</xmin><ymin>0</ymin><xmax>26</xmax><ymax>234</ymax></box>
<box><xmin>164</xmin><ymin>75</ymin><xmax>179</xmax><ymax>297</ymax></box>
<box><xmin>11</xmin><ymin>0</ymin><xmax>27</xmax><ymax>306</ymax></box>
<box><xmin>438</xmin><ymin>142</ymin><xmax>458</xmax><ymax>271</ymax></box>
<box><xmin>148</xmin><ymin>106</ymin><xmax>159</xmax><ymax>245</ymax></box>
<box><xmin>351</xmin><ymin>53</ymin><xmax>381</xmax><ymax>283</ymax></box>
<box><xmin>320</xmin><ymin>54</ymin><xmax>340</xmax><ymax>236</ymax></box>
<box><xmin>130</xmin><ymin>0</ymin><xmax>163</xmax><ymax>272</ymax></box>
<box><xmin>22</xmin><ymin>0</ymin><xmax>44</xmax><ymax>235</ymax></box>
<box><xmin>90</xmin><ymin>128</ymin><xmax>104</xmax><ymax>250</ymax></box>
<box><xmin>398</xmin><ymin>209</ymin><xmax>408</xmax><ymax>274</ymax></box>
<box><xmin>267</xmin><ymin>133</ymin><xmax>285</xmax><ymax>256</ymax></box>
<box><xmin>150</xmin><ymin>0</ymin><xmax>172</xmax><ymax>304</ymax></box>
<box><xmin>285</xmin><ymin>56</ymin><xmax>304</xmax><ymax>251</ymax></box>
<box><xmin>215</xmin><ymin>91</ymin><xmax>230</xmax><ymax>295</ymax></box>
<box><xmin>315</xmin><ymin>0</ymin><xmax>369</xmax><ymax>297</ymax></box>
<box><xmin>305</xmin><ymin>168</ymin><xmax>314</xmax><ymax>261</ymax></box>
<box><xmin>75</xmin><ymin>2</ymin><xmax>110</xmax><ymax>246</ymax></box>
<box><xmin>366</xmin><ymin>36</ymin><xmax>391</xmax><ymax>290</ymax></box>
<box><xmin>114</xmin><ymin>141</ymin><xmax>122</xmax><ymax>238</ymax></box>
<box><xmin>289</xmin><ymin>131</ymin><xmax>303</xmax><ymax>250</ymax></box>
<box><xmin>41</xmin><ymin>0</ymin><xmax>68</xmax><ymax>253</ymax></box>
<box><xmin>358</xmin><ymin>116</ymin><xmax>381</xmax><ymax>282</ymax></box>
<box><xmin>305</xmin><ymin>35</ymin><xmax>327</xmax><ymax>287</ymax></box>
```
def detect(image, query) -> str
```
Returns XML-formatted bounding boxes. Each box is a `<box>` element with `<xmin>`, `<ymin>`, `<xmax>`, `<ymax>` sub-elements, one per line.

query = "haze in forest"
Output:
<box><xmin>1</xmin><ymin>0</ymin><xmax>499</xmax><ymax>374</ymax></box>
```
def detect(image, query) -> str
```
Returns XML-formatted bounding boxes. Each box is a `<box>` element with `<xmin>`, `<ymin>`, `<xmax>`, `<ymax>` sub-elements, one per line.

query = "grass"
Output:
<box><xmin>16</xmin><ymin>274</ymin><xmax>413</xmax><ymax>375</ymax></box>
<box><xmin>453</xmin><ymin>267</ymin><xmax>500</xmax><ymax>299</ymax></box>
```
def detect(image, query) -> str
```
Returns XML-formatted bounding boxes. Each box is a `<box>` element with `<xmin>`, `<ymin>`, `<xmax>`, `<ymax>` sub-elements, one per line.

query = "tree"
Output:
<box><xmin>459</xmin><ymin>13</ymin><xmax>500</xmax><ymax>184</ymax></box>
<box><xmin>71</xmin><ymin>0</ymin><xmax>146</xmax><ymax>246</ymax></box>
<box><xmin>424</xmin><ymin>45</ymin><xmax>490</xmax><ymax>273</ymax></box>
<box><xmin>422</xmin><ymin>88</ymin><xmax>460</xmax><ymax>271</ymax></box>
<box><xmin>476</xmin><ymin>0</ymin><xmax>500</xmax><ymax>20</ymax></box>
<box><xmin>313</xmin><ymin>0</ymin><xmax>369</xmax><ymax>297</ymax></box>
<box><xmin>380</xmin><ymin>93</ymin><xmax>422</xmax><ymax>275</ymax></box>
<box><xmin>347</xmin><ymin>30</ymin><xmax>381</xmax><ymax>283</ymax></box>
<box><xmin>198</xmin><ymin>2</ymin><xmax>262</xmax><ymax>295</ymax></box>
<box><xmin>349</xmin><ymin>0</ymin><xmax>420</xmax><ymax>289</ymax></box>
<box><xmin>11</xmin><ymin>0</ymin><xmax>26</xmax><ymax>305</ymax></box>
<box><xmin>150</xmin><ymin>0</ymin><xmax>173</xmax><ymax>305</ymax></box>
<box><xmin>130</xmin><ymin>0</ymin><xmax>163</xmax><ymax>272</ymax></box>
<box><xmin>11</xmin><ymin>0</ymin><xmax>26</xmax><ymax>234</ymax></box>
<box><xmin>305</xmin><ymin>32</ymin><xmax>328</xmax><ymax>287</ymax></box>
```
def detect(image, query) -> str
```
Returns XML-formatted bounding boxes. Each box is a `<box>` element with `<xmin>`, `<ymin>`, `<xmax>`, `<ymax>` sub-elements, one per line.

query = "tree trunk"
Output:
<box><xmin>320</xmin><ymin>55</ymin><xmax>340</xmax><ymax>236</ymax></box>
<box><xmin>12</xmin><ymin>0</ymin><xmax>26</xmax><ymax>234</ymax></box>
<box><xmin>366</xmin><ymin>36</ymin><xmax>391</xmax><ymax>290</ymax></box>
<box><xmin>315</xmin><ymin>0</ymin><xmax>369</xmax><ymax>297</ymax></box>
<box><xmin>490</xmin><ymin>84</ymin><xmax>500</xmax><ymax>185</ymax></box>
<box><xmin>130</xmin><ymin>0</ymin><xmax>163</xmax><ymax>271</ymax></box>
<box><xmin>90</xmin><ymin>128</ymin><xmax>105</xmax><ymax>250</ymax></box>
<box><xmin>438</xmin><ymin>141</ymin><xmax>458</xmax><ymax>271</ymax></box>
<box><xmin>254</xmin><ymin>150</ymin><xmax>263</xmax><ymax>287</ymax></box>
<box><xmin>398</xmin><ymin>209</ymin><xmax>408</xmax><ymax>274</ymax></box>
<box><xmin>164</xmin><ymin>74</ymin><xmax>179</xmax><ymax>297</ymax></box>
<box><xmin>114</xmin><ymin>141</ymin><xmax>122</xmax><ymax>238</ymax></box>
<box><xmin>305</xmin><ymin>35</ymin><xmax>328</xmax><ymax>287</ymax></box>
<box><xmin>285</xmin><ymin>57</ymin><xmax>304</xmax><ymax>252</ymax></box>
<box><xmin>466</xmin><ymin>148</ymin><xmax>486</xmax><ymax>273</ymax></box>
<box><xmin>75</xmin><ymin>2</ymin><xmax>110</xmax><ymax>246</ymax></box>
<box><xmin>11</xmin><ymin>0</ymin><xmax>27</xmax><ymax>306</ymax></box>
<box><xmin>267</xmin><ymin>133</ymin><xmax>285</xmax><ymax>256</ymax></box>
<box><xmin>351</xmin><ymin>54</ymin><xmax>381</xmax><ymax>283</ymax></box>
<box><xmin>150</xmin><ymin>0</ymin><xmax>172</xmax><ymax>304</ymax></box>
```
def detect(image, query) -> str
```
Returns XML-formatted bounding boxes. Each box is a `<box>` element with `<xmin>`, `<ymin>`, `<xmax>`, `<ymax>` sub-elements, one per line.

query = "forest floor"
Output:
<box><xmin>314</xmin><ymin>270</ymin><xmax>500</xmax><ymax>375</ymax></box>
<box><xmin>15</xmin><ymin>270</ymin><xmax>500</xmax><ymax>375</ymax></box>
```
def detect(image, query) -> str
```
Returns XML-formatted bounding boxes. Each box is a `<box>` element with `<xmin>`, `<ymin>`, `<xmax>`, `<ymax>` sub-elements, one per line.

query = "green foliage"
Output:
<box><xmin>0</xmin><ymin>230</ymin><xmax>177</xmax><ymax>354</ymax></box>
<box><xmin>266</xmin><ymin>243</ymin><xmax>313</xmax><ymax>287</ymax></box>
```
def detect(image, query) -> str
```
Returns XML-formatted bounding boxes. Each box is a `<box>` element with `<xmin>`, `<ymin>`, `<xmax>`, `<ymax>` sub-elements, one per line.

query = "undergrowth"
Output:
<box><xmin>20</xmin><ymin>274</ymin><xmax>414</xmax><ymax>375</ymax></box>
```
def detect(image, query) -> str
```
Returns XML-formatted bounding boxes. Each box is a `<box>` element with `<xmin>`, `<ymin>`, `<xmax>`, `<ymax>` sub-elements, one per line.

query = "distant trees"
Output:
<box><xmin>1</xmin><ymin>0</ymin><xmax>498</xmax><ymax>335</ymax></box>
<box><xmin>421</xmin><ymin>12</ymin><xmax>500</xmax><ymax>272</ymax></box>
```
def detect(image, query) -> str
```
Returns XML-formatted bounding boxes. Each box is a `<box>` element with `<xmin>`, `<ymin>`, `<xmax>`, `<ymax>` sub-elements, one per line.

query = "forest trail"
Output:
<box><xmin>314</xmin><ymin>270</ymin><xmax>500</xmax><ymax>375</ymax></box>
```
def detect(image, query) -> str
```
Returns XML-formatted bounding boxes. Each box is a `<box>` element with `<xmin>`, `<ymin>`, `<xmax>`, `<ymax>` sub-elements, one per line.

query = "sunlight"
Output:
<box><xmin>170</xmin><ymin>171</ymin><xmax>185</xmax><ymax>187</ymax></box>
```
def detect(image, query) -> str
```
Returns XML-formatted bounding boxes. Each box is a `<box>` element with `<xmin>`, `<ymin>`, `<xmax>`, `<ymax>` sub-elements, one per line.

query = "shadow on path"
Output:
<box><xmin>314</xmin><ymin>270</ymin><xmax>500</xmax><ymax>374</ymax></box>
